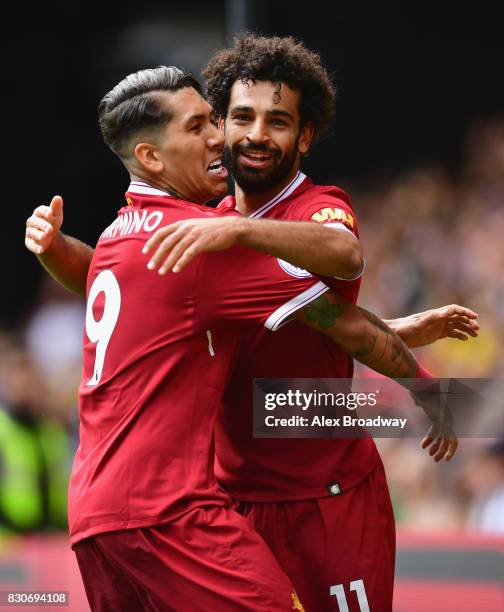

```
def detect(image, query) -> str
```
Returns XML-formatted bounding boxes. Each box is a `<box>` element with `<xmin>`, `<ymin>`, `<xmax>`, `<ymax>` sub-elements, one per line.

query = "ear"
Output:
<box><xmin>298</xmin><ymin>122</ymin><xmax>315</xmax><ymax>156</ymax></box>
<box><xmin>134</xmin><ymin>142</ymin><xmax>163</xmax><ymax>174</ymax></box>
<box><xmin>217</xmin><ymin>115</ymin><xmax>225</xmax><ymax>134</ymax></box>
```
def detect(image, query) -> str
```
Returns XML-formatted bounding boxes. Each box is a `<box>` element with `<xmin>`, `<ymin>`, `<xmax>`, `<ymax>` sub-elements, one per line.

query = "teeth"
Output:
<box><xmin>244</xmin><ymin>153</ymin><xmax>270</xmax><ymax>160</ymax></box>
<box><xmin>208</xmin><ymin>159</ymin><xmax>222</xmax><ymax>170</ymax></box>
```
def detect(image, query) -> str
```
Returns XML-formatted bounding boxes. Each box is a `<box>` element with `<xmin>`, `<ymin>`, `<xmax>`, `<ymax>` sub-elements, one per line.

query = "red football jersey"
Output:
<box><xmin>214</xmin><ymin>171</ymin><xmax>380</xmax><ymax>501</ymax></box>
<box><xmin>69</xmin><ymin>181</ymin><xmax>328</xmax><ymax>544</ymax></box>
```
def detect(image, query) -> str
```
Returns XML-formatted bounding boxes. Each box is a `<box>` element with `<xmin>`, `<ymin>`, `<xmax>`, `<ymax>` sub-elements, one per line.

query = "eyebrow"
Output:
<box><xmin>183</xmin><ymin>113</ymin><xmax>208</xmax><ymax>126</ymax></box>
<box><xmin>230</xmin><ymin>106</ymin><xmax>294</xmax><ymax>121</ymax></box>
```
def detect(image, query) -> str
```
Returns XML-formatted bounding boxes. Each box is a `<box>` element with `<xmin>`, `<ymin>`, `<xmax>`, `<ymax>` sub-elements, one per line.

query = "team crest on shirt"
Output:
<box><xmin>277</xmin><ymin>258</ymin><xmax>312</xmax><ymax>279</ymax></box>
<box><xmin>311</xmin><ymin>207</ymin><xmax>354</xmax><ymax>229</ymax></box>
<box><xmin>291</xmin><ymin>590</ymin><xmax>305</xmax><ymax>611</ymax></box>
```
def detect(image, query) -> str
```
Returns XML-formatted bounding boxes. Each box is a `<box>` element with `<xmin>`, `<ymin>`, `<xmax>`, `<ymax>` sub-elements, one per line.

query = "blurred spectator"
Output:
<box><xmin>376</xmin><ymin>438</ymin><xmax>465</xmax><ymax>530</ymax></box>
<box><xmin>24</xmin><ymin>275</ymin><xmax>85</xmax><ymax>426</ymax></box>
<box><xmin>0</xmin><ymin>338</ymin><xmax>72</xmax><ymax>533</ymax></box>
<box><xmin>463</xmin><ymin>439</ymin><xmax>504</xmax><ymax>534</ymax></box>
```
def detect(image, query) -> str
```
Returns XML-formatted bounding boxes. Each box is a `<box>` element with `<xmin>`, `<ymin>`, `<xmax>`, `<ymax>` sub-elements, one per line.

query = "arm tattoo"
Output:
<box><xmin>358</xmin><ymin>307</ymin><xmax>418</xmax><ymax>376</ymax></box>
<box><xmin>392</xmin><ymin>335</ymin><xmax>402</xmax><ymax>361</ymax></box>
<box><xmin>354</xmin><ymin>333</ymin><xmax>378</xmax><ymax>358</ymax></box>
<box><xmin>364</xmin><ymin>330</ymin><xmax>391</xmax><ymax>365</ymax></box>
<box><xmin>300</xmin><ymin>298</ymin><xmax>419</xmax><ymax>378</ymax></box>
<box><xmin>357</xmin><ymin>306</ymin><xmax>392</xmax><ymax>333</ymax></box>
<box><xmin>304</xmin><ymin>295</ymin><xmax>343</xmax><ymax>329</ymax></box>
<box><xmin>390</xmin><ymin>335</ymin><xmax>418</xmax><ymax>375</ymax></box>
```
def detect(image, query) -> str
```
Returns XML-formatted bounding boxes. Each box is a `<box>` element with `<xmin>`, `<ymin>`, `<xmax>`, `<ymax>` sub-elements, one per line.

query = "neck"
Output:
<box><xmin>130</xmin><ymin>172</ymin><xmax>187</xmax><ymax>200</ymax></box>
<box><xmin>233</xmin><ymin>166</ymin><xmax>301</xmax><ymax>216</ymax></box>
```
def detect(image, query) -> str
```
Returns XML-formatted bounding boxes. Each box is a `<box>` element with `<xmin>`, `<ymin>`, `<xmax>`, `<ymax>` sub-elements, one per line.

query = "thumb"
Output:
<box><xmin>50</xmin><ymin>195</ymin><xmax>64</xmax><ymax>217</ymax></box>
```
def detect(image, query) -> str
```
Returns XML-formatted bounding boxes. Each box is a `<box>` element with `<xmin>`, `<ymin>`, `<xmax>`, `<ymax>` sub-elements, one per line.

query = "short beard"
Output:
<box><xmin>223</xmin><ymin>137</ymin><xmax>300</xmax><ymax>195</ymax></box>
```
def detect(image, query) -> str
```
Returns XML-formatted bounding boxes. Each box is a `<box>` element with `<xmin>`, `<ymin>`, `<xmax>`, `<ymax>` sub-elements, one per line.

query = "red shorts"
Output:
<box><xmin>238</xmin><ymin>460</ymin><xmax>395</xmax><ymax>612</ymax></box>
<box><xmin>74</xmin><ymin>505</ymin><xmax>304</xmax><ymax>611</ymax></box>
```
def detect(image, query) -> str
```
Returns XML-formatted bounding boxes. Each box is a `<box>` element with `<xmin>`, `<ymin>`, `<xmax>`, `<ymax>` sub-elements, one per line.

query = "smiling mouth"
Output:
<box><xmin>239</xmin><ymin>151</ymin><xmax>274</xmax><ymax>167</ymax></box>
<box><xmin>207</xmin><ymin>159</ymin><xmax>228</xmax><ymax>178</ymax></box>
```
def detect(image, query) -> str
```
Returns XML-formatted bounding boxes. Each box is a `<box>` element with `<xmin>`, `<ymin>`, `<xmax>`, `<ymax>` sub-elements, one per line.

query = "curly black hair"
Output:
<box><xmin>203</xmin><ymin>34</ymin><xmax>336</xmax><ymax>142</ymax></box>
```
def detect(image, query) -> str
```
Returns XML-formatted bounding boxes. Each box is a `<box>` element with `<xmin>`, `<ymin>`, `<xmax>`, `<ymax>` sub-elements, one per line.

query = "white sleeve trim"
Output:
<box><xmin>264</xmin><ymin>281</ymin><xmax>330</xmax><ymax>331</ymax></box>
<box><xmin>325</xmin><ymin>222</ymin><xmax>354</xmax><ymax>236</ymax></box>
<box><xmin>325</xmin><ymin>223</ymin><xmax>365</xmax><ymax>281</ymax></box>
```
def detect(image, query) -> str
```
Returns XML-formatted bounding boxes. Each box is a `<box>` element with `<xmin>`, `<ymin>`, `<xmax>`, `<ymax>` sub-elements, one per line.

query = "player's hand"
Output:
<box><xmin>25</xmin><ymin>196</ymin><xmax>64</xmax><ymax>255</ymax></box>
<box><xmin>392</xmin><ymin>305</ymin><xmax>479</xmax><ymax>348</ymax></box>
<box><xmin>421</xmin><ymin>422</ymin><xmax>458</xmax><ymax>462</ymax></box>
<box><xmin>412</xmin><ymin>384</ymin><xmax>459</xmax><ymax>462</ymax></box>
<box><xmin>142</xmin><ymin>217</ymin><xmax>246</xmax><ymax>274</ymax></box>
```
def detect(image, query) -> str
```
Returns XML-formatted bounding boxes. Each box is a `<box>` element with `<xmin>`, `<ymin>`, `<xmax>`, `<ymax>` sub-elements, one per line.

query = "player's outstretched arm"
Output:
<box><xmin>294</xmin><ymin>291</ymin><xmax>458</xmax><ymax>461</ymax></box>
<box><xmin>385</xmin><ymin>305</ymin><xmax>479</xmax><ymax>347</ymax></box>
<box><xmin>25</xmin><ymin>196</ymin><xmax>93</xmax><ymax>297</ymax></box>
<box><xmin>295</xmin><ymin>292</ymin><xmax>420</xmax><ymax>378</ymax></box>
<box><xmin>142</xmin><ymin>216</ymin><xmax>363</xmax><ymax>279</ymax></box>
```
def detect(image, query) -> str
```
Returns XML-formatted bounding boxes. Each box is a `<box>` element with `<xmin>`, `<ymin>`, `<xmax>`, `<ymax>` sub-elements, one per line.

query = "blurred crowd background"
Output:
<box><xmin>355</xmin><ymin>113</ymin><xmax>504</xmax><ymax>535</ymax></box>
<box><xmin>0</xmin><ymin>2</ymin><xmax>502</xmax><ymax>605</ymax></box>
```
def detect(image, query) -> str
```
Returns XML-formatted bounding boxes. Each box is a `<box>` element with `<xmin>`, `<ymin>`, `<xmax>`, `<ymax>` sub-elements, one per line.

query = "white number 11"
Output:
<box><xmin>330</xmin><ymin>579</ymin><xmax>370</xmax><ymax>612</ymax></box>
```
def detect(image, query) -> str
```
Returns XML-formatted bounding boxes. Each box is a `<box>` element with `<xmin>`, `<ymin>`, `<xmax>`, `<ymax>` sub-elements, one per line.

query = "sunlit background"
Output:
<box><xmin>2</xmin><ymin>1</ymin><xmax>503</xmax><ymax>609</ymax></box>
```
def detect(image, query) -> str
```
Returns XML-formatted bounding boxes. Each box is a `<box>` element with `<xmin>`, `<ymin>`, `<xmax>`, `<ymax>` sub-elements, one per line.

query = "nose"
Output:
<box><xmin>247</xmin><ymin>119</ymin><xmax>269</xmax><ymax>145</ymax></box>
<box><xmin>208</xmin><ymin>124</ymin><xmax>224</xmax><ymax>150</ymax></box>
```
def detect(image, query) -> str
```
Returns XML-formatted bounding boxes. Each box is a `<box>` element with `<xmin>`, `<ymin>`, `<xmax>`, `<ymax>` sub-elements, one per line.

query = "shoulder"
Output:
<box><xmin>297</xmin><ymin>181</ymin><xmax>354</xmax><ymax>212</ymax></box>
<box><xmin>286</xmin><ymin>180</ymin><xmax>359</xmax><ymax>233</ymax></box>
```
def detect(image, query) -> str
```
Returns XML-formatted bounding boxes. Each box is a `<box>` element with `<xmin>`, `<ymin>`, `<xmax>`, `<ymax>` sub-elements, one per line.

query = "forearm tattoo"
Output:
<box><xmin>389</xmin><ymin>334</ymin><xmax>418</xmax><ymax>376</ymax></box>
<box><xmin>354</xmin><ymin>333</ymin><xmax>378</xmax><ymax>358</ymax></box>
<box><xmin>304</xmin><ymin>295</ymin><xmax>343</xmax><ymax>329</ymax></box>
<box><xmin>301</xmin><ymin>298</ymin><xmax>419</xmax><ymax>378</ymax></box>
<box><xmin>357</xmin><ymin>307</ymin><xmax>418</xmax><ymax>376</ymax></box>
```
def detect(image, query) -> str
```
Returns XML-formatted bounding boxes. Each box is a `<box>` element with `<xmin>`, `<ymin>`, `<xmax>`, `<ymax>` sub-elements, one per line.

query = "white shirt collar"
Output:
<box><xmin>127</xmin><ymin>181</ymin><xmax>172</xmax><ymax>197</ymax></box>
<box><xmin>248</xmin><ymin>171</ymin><xmax>307</xmax><ymax>218</ymax></box>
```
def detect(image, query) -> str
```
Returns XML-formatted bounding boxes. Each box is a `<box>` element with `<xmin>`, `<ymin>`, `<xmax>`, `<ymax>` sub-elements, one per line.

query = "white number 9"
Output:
<box><xmin>85</xmin><ymin>269</ymin><xmax>121</xmax><ymax>386</ymax></box>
